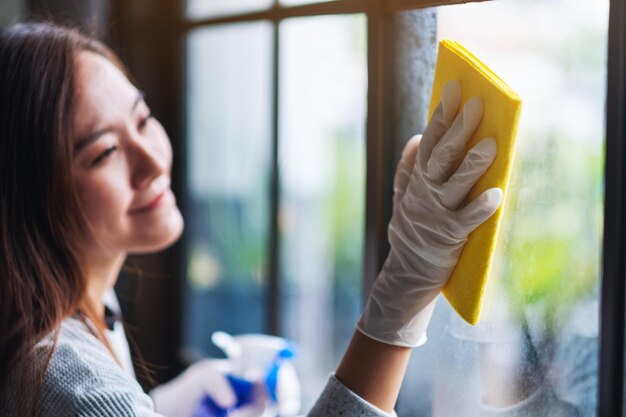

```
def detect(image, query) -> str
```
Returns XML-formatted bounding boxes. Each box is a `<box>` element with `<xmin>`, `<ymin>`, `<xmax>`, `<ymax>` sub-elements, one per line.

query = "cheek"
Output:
<box><xmin>76</xmin><ymin>174</ymin><xmax>131</xmax><ymax>229</ymax></box>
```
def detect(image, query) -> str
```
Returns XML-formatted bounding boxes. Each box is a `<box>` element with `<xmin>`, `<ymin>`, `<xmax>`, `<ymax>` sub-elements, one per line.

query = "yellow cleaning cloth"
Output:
<box><xmin>428</xmin><ymin>39</ymin><xmax>522</xmax><ymax>325</ymax></box>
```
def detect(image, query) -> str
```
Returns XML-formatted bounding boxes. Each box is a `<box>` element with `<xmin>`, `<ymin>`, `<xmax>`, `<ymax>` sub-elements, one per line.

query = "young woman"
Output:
<box><xmin>0</xmin><ymin>22</ymin><xmax>502</xmax><ymax>416</ymax></box>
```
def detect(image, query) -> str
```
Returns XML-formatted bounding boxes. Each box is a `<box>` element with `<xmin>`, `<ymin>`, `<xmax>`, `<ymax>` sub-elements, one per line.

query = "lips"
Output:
<box><xmin>129</xmin><ymin>179</ymin><xmax>174</xmax><ymax>214</ymax></box>
<box><xmin>134</xmin><ymin>191</ymin><xmax>166</xmax><ymax>213</ymax></box>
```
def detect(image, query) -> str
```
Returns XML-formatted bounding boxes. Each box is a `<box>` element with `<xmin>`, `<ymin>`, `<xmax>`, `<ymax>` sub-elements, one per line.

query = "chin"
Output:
<box><xmin>130</xmin><ymin>212</ymin><xmax>185</xmax><ymax>254</ymax></box>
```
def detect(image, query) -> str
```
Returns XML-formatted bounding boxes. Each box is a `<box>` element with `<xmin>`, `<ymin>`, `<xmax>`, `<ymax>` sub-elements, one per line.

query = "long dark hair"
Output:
<box><xmin>0</xmin><ymin>22</ymin><xmax>128</xmax><ymax>397</ymax></box>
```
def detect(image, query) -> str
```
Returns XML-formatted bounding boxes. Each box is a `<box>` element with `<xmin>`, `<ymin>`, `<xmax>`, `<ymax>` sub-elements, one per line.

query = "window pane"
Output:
<box><xmin>279</xmin><ymin>14</ymin><xmax>367</xmax><ymax>410</ymax></box>
<box><xmin>183</xmin><ymin>22</ymin><xmax>273</xmax><ymax>359</ymax></box>
<box><xmin>398</xmin><ymin>1</ymin><xmax>608</xmax><ymax>416</ymax></box>
<box><xmin>186</xmin><ymin>0</ymin><xmax>272</xmax><ymax>20</ymax></box>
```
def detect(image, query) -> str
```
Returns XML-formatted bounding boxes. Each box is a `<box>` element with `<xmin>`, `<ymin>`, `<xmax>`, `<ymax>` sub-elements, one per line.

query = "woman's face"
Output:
<box><xmin>72</xmin><ymin>51</ymin><xmax>184</xmax><ymax>259</ymax></box>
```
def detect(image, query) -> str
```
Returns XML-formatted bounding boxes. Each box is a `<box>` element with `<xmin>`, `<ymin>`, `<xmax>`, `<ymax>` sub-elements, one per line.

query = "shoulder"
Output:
<box><xmin>2</xmin><ymin>317</ymin><xmax>157</xmax><ymax>417</ymax></box>
<box><xmin>45</xmin><ymin>318</ymin><xmax>134</xmax><ymax>392</ymax></box>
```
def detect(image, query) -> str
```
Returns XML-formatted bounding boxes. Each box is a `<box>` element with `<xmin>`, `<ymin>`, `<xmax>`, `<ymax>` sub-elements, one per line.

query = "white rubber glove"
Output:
<box><xmin>150</xmin><ymin>359</ymin><xmax>236</xmax><ymax>417</ymax></box>
<box><xmin>357</xmin><ymin>80</ymin><xmax>503</xmax><ymax>347</ymax></box>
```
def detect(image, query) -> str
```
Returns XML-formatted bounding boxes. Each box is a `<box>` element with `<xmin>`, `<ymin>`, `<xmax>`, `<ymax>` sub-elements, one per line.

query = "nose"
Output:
<box><xmin>128</xmin><ymin>135</ymin><xmax>167</xmax><ymax>190</ymax></box>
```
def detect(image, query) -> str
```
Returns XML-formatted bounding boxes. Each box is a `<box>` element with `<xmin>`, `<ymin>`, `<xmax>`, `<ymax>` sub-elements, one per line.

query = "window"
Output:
<box><xmin>113</xmin><ymin>0</ymin><xmax>626</xmax><ymax>415</ymax></box>
<box><xmin>396</xmin><ymin>1</ymin><xmax>608</xmax><ymax>416</ymax></box>
<box><xmin>183</xmin><ymin>9</ymin><xmax>367</xmax><ymax>407</ymax></box>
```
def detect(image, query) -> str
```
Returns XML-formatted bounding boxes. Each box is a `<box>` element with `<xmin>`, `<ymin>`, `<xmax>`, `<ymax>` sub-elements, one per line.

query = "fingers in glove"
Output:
<box><xmin>426</xmin><ymin>96</ymin><xmax>484</xmax><ymax>183</ymax></box>
<box><xmin>418</xmin><ymin>80</ymin><xmax>462</xmax><ymax>170</ymax></box>
<box><xmin>456</xmin><ymin>187</ymin><xmax>503</xmax><ymax>235</ymax></box>
<box><xmin>194</xmin><ymin>361</ymin><xmax>237</xmax><ymax>409</ymax></box>
<box><xmin>440</xmin><ymin>137</ymin><xmax>497</xmax><ymax>210</ymax></box>
<box><xmin>393</xmin><ymin>134</ymin><xmax>421</xmax><ymax>206</ymax></box>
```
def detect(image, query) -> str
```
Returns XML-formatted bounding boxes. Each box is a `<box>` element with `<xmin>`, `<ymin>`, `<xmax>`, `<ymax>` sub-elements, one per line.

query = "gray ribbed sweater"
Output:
<box><xmin>0</xmin><ymin>317</ymin><xmax>392</xmax><ymax>417</ymax></box>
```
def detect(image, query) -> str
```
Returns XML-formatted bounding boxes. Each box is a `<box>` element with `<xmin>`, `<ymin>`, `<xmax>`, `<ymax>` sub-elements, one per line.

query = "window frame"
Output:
<box><xmin>110</xmin><ymin>1</ymin><xmax>626</xmax><ymax>415</ymax></box>
<box><xmin>599</xmin><ymin>0</ymin><xmax>626</xmax><ymax>414</ymax></box>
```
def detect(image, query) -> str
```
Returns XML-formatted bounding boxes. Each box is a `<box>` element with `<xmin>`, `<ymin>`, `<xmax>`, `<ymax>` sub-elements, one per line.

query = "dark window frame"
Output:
<box><xmin>599</xmin><ymin>0</ymin><xmax>626</xmax><ymax>415</ymax></box>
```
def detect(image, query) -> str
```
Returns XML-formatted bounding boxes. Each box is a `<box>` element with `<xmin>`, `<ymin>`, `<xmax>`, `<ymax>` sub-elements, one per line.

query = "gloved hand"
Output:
<box><xmin>357</xmin><ymin>80</ymin><xmax>503</xmax><ymax>347</ymax></box>
<box><xmin>150</xmin><ymin>359</ymin><xmax>236</xmax><ymax>417</ymax></box>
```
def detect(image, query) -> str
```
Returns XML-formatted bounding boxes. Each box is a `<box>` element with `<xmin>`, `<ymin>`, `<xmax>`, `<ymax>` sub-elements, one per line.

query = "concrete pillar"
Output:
<box><xmin>390</xmin><ymin>9</ymin><xmax>437</xmax><ymax>164</ymax></box>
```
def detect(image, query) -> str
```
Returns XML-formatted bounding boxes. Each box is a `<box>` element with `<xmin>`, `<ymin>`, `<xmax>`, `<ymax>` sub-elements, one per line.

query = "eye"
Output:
<box><xmin>139</xmin><ymin>112</ymin><xmax>153</xmax><ymax>130</ymax></box>
<box><xmin>92</xmin><ymin>145</ymin><xmax>118</xmax><ymax>166</ymax></box>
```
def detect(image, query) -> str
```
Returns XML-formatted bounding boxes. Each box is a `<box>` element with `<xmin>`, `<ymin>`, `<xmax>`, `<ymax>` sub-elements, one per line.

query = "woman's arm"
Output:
<box><xmin>336</xmin><ymin>330</ymin><xmax>412</xmax><ymax>413</ymax></box>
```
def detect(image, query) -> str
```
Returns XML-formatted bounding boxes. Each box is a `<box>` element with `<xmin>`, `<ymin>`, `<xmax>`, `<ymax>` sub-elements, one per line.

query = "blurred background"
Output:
<box><xmin>0</xmin><ymin>0</ymin><xmax>612</xmax><ymax>416</ymax></box>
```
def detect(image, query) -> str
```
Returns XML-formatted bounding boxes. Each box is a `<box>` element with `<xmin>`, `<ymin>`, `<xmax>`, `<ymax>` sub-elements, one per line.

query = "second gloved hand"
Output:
<box><xmin>150</xmin><ymin>359</ymin><xmax>236</xmax><ymax>417</ymax></box>
<box><xmin>357</xmin><ymin>80</ymin><xmax>503</xmax><ymax>348</ymax></box>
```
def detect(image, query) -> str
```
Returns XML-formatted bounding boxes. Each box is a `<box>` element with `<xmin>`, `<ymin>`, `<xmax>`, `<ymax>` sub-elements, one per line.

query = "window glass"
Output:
<box><xmin>183</xmin><ymin>22</ymin><xmax>273</xmax><ymax>359</ymax></box>
<box><xmin>279</xmin><ymin>14</ymin><xmax>367</xmax><ymax>410</ymax></box>
<box><xmin>186</xmin><ymin>0</ymin><xmax>273</xmax><ymax>20</ymax></box>
<box><xmin>397</xmin><ymin>1</ymin><xmax>608</xmax><ymax>416</ymax></box>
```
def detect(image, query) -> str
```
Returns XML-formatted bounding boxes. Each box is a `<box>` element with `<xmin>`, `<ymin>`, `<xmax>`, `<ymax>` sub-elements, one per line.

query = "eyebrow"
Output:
<box><xmin>74</xmin><ymin>91</ymin><xmax>145</xmax><ymax>153</ymax></box>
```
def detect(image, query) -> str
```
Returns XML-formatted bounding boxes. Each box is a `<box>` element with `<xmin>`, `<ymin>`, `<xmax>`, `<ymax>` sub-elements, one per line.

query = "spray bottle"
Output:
<box><xmin>192</xmin><ymin>332</ymin><xmax>301</xmax><ymax>417</ymax></box>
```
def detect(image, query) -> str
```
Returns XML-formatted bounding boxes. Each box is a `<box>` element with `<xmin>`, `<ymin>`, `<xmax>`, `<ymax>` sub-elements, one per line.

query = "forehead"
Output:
<box><xmin>73</xmin><ymin>52</ymin><xmax>137</xmax><ymax>136</ymax></box>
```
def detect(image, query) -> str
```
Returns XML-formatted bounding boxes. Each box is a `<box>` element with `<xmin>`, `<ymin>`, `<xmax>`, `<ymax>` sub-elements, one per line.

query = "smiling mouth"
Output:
<box><xmin>130</xmin><ymin>188</ymin><xmax>173</xmax><ymax>214</ymax></box>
